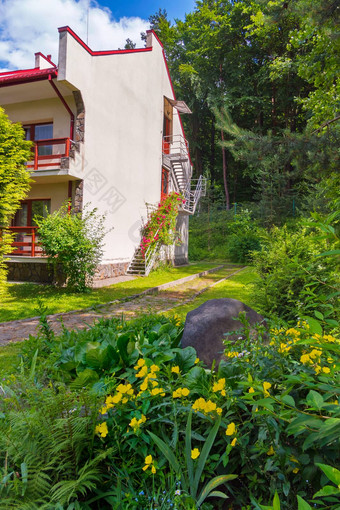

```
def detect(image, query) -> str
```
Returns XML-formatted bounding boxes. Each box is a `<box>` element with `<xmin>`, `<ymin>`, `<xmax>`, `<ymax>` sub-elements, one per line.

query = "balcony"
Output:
<box><xmin>3</xmin><ymin>227</ymin><xmax>43</xmax><ymax>257</ymax></box>
<box><xmin>162</xmin><ymin>134</ymin><xmax>192</xmax><ymax>193</ymax></box>
<box><xmin>26</xmin><ymin>138</ymin><xmax>83</xmax><ymax>180</ymax></box>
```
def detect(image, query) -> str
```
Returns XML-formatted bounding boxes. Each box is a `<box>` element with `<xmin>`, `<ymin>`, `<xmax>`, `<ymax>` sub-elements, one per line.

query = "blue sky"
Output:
<box><xmin>0</xmin><ymin>0</ymin><xmax>197</xmax><ymax>71</ymax></box>
<box><xmin>99</xmin><ymin>0</ymin><xmax>196</xmax><ymax>21</ymax></box>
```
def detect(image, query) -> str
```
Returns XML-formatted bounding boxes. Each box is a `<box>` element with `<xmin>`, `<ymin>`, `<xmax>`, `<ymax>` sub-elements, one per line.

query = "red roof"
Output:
<box><xmin>0</xmin><ymin>67</ymin><xmax>58</xmax><ymax>87</ymax></box>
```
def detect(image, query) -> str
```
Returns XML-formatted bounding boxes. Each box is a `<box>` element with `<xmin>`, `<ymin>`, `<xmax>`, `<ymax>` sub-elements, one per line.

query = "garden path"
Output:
<box><xmin>0</xmin><ymin>264</ymin><xmax>245</xmax><ymax>345</ymax></box>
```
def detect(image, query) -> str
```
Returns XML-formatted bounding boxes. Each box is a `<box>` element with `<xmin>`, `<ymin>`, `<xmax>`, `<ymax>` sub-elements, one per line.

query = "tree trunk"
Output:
<box><xmin>271</xmin><ymin>85</ymin><xmax>277</xmax><ymax>135</ymax></box>
<box><xmin>191</xmin><ymin>110</ymin><xmax>202</xmax><ymax>178</ymax></box>
<box><xmin>210</xmin><ymin>115</ymin><xmax>215</xmax><ymax>185</ymax></box>
<box><xmin>221</xmin><ymin>129</ymin><xmax>230</xmax><ymax>210</ymax></box>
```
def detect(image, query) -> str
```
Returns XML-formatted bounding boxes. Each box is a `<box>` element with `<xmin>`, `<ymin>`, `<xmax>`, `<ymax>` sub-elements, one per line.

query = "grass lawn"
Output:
<box><xmin>167</xmin><ymin>266</ymin><xmax>260</xmax><ymax>320</ymax></box>
<box><xmin>0</xmin><ymin>265</ymin><xmax>259</xmax><ymax>375</ymax></box>
<box><xmin>0</xmin><ymin>262</ymin><xmax>220</xmax><ymax>323</ymax></box>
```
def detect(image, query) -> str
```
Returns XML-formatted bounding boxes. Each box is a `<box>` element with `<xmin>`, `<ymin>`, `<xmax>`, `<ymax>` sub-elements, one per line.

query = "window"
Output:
<box><xmin>23</xmin><ymin>123</ymin><xmax>53</xmax><ymax>156</ymax></box>
<box><xmin>12</xmin><ymin>199</ymin><xmax>51</xmax><ymax>227</ymax></box>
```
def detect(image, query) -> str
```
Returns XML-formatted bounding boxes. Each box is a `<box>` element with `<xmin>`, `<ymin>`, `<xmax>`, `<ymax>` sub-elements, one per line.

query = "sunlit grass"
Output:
<box><xmin>0</xmin><ymin>262</ymin><xmax>220</xmax><ymax>323</ymax></box>
<box><xmin>167</xmin><ymin>266</ymin><xmax>260</xmax><ymax>320</ymax></box>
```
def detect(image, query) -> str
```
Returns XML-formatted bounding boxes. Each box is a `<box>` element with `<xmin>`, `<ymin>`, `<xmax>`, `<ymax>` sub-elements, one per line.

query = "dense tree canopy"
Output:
<box><xmin>147</xmin><ymin>0</ymin><xmax>339</xmax><ymax>213</ymax></box>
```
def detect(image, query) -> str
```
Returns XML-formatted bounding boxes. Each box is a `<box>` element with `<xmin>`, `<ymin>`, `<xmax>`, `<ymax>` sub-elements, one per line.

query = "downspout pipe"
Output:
<box><xmin>48</xmin><ymin>75</ymin><xmax>74</xmax><ymax>140</ymax></box>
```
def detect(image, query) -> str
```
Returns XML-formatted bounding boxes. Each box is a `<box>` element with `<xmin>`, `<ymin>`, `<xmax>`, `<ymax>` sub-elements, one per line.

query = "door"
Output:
<box><xmin>162</xmin><ymin>97</ymin><xmax>173</xmax><ymax>154</ymax></box>
<box><xmin>161</xmin><ymin>168</ymin><xmax>169</xmax><ymax>200</ymax></box>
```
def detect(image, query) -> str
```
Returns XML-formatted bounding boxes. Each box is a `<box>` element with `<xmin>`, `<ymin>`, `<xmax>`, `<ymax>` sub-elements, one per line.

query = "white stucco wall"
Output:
<box><xmin>26</xmin><ymin>182</ymin><xmax>69</xmax><ymax>212</ymax></box>
<box><xmin>57</xmin><ymin>30</ymin><xmax>185</xmax><ymax>264</ymax></box>
<box><xmin>4</xmin><ymin>97</ymin><xmax>73</xmax><ymax>140</ymax></box>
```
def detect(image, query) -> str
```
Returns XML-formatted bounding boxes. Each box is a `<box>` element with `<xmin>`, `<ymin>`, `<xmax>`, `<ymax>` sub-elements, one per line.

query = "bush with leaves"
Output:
<box><xmin>189</xmin><ymin>208</ymin><xmax>264</xmax><ymax>262</ymax></box>
<box><xmin>35</xmin><ymin>203</ymin><xmax>107</xmax><ymax>292</ymax></box>
<box><xmin>252</xmin><ymin>218</ymin><xmax>339</xmax><ymax>325</ymax></box>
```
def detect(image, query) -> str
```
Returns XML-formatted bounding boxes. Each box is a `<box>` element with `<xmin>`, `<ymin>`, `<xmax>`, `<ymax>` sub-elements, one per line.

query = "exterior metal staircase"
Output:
<box><xmin>127</xmin><ymin>134</ymin><xmax>206</xmax><ymax>276</ymax></box>
<box><xmin>162</xmin><ymin>134</ymin><xmax>206</xmax><ymax>212</ymax></box>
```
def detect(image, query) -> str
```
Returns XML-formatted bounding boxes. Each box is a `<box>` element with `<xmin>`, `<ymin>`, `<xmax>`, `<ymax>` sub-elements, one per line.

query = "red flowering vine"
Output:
<box><xmin>140</xmin><ymin>192</ymin><xmax>185</xmax><ymax>258</ymax></box>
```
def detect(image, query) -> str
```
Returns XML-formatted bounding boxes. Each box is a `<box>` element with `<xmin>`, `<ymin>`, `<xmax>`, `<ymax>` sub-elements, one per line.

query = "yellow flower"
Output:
<box><xmin>100</xmin><ymin>406</ymin><xmax>107</xmax><ymax>414</ymax></box>
<box><xmin>314</xmin><ymin>365</ymin><xmax>322</xmax><ymax>374</ymax></box>
<box><xmin>191</xmin><ymin>448</ymin><xmax>200</xmax><ymax>459</ymax></box>
<box><xmin>213</xmin><ymin>378</ymin><xmax>226</xmax><ymax>394</ymax></box>
<box><xmin>151</xmin><ymin>387</ymin><xmax>165</xmax><ymax>396</ymax></box>
<box><xmin>216</xmin><ymin>407</ymin><xmax>222</xmax><ymax>415</ymax></box>
<box><xmin>322</xmin><ymin>366</ymin><xmax>330</xmax><ymax>374</ymax></box>
<box><xmin>150</xmin><ymin>364</ymin><xmax>160</xmax><ymax>373</ymax></box>
<box><xmin>267</xmin><ymin>445</ymin><xmax>275</xmax><ymax>456</ymax></box>
<box><xmin>173</xmin><ymin>387</ymin><xmax>190</xmax><ymax>399</ymax></box>
<box><xmin>134</xmin><ymin>358</ymin><xmax>145</xmax><ymax>370</ymax></box>
<box><xmin>300</xmin><ymin>354</ymin><xmax>310</xmax><ymax>364</ymax></box>
<box><xmin>263</xmin><ymin>382</ymin><xmax>271</xmax><ymax>397</ymax></box>
<box><xmin>129</xmin><ymin>417</ymin><xmax>138</xmax><ymax>430</ymax></box>
<box><xmin>112</xmin><ymin>393</ymin><xmax>122</xmax><ymax>404</ymax></box>
<box><xmin>136</xmin><ymin>365</ymin><xmax>148</xmax><ymax>378</ymax></box>
<box><xmin>129</xmin><ymin>414</ymin><xmax>147</xmax><ymax>433</ymax></box>
<box><xmin>140</xmin><ymin>378</ymin><xmax>149</xmax><ymax>391</ymax></box>
<box><xmin>231</xmin><ymin>437</ymin><xmax>237</xmax><ymax>447</ymax></box>
<box><xmin>95</xmin><ymin>422</ymin><xmax>108</xmax><ymax>438</ymax></box>
<box><xmin>226</xmin><ymin>422</ymin><xmax>236</xmax><ymax>436</ymax></box>
<box><xmin>171</xmin><ymin>366</ymin><xmax>180</xmax><ymax>374</ymax></box>
<box><xmin>205</xmin><ymin>400</ymin><xmax>217</xmax><ymax>413</ymax></box>
<box><xmin>293</xmin><ymin>467</ymin><xmax>299</xmax><ymax>474</ymax></box>
<box><xmin>142</xmin><ymin>454</ymin><xmax>156</xmax><ymax>473</ymax></box>
<box><xmin>248</xmin><ymin>387</ymin><xmax>255</xmax><ymax>394</ymax></box>
<box><xmin>105</xmin><ymin>395</ymin><xmax>116</xmax><ymax>408</ymax></box>
<box><xmin>116</xmin><ymin>383</ymin><xmax>133</xmax><ymax>394</ymax></box>
<box><xmin>195</xmin><ymin>358</ymin><xmax>200</xmax><ymax>364</ymax></box>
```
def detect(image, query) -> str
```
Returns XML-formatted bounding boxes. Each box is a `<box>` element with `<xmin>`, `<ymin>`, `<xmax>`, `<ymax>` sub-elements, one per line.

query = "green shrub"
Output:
<box><xmin>189</xmin><ymin>208</ymin><xmax>263</xmax><ymax>261</ymax></box>
<box><xmin>252</xmin><ymin>221</ymin><xmax>339</xmax><ymax>326</ymax></box>
<box><xmin>35</xmin><ymin>203</ymin><xmax>107</xmax><ymax>292</ymax></box>
<box><xmin>228</xmin><ymin>233</ymin><xmax>261</xmax><ymax>263</ymax></box>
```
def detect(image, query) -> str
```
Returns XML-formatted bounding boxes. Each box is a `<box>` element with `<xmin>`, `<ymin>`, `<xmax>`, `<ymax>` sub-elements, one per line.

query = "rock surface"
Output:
<box><xmin>181</xmin><ymin>298</ymin><xmax>265</xmax><ymax>368</ymax></box>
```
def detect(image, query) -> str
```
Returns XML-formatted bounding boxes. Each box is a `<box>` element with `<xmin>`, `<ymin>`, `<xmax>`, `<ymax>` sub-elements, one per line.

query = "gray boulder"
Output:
<box><xmin>181</xmin><ymin>298</ymin><xmax>265</xmax><ymax>368</ymax></box>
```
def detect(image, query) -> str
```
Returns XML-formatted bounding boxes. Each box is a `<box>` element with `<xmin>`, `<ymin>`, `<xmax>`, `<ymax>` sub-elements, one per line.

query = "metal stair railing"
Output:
<box><xmin>144</xmin><ymin>239</ymin><xmax>162</xmax><ymax>276</ymax></box>
<box><xmin>182</xmin><ymin>175</ymin><xmax>207</xmax><ymax>214</ymax></box>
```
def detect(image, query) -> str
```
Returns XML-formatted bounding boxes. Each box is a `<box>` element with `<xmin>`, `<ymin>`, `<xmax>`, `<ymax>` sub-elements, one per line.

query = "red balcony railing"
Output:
<box><xmin>26</xmin><ymin>138</ymin><xmax>71</xmax><ymax>171</ymax></box>
<box><xmin>4</xmin><ymin>227</ymin><xmax>43</xmax><ymax>257</ymax></box>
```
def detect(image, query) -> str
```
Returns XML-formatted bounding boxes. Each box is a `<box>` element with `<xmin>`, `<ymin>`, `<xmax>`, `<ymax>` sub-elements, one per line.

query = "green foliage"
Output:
<box><xmin>0</xmin><ymin>107</ymin><xmax>32</xmax><ymax>295</ymax></box>
<box><xmin>0</xmin><ymin>383</ymin><xmax>111</xmax><ymax>509</ymax></box>
<box><xmin>189</xmin><ymin>208</ymin><xmax>263</xmax><ymax>262</ymax></box>
<box><xmin>252</xmin><ymin>219</ymin><xmax>339</xmax><ymax>325</ymax></box>
<box><xmin>0</xmin><ymin>229</ymin><xmax>12</xmax><ymax>298</ymax></box>
<box><xmin>2</xmin><ymin>311</ymin><xmax>339</xmax><ymax>508</ymax></box>
<box><xmin>0</xmin><ymin>107</ymin><xmax>32</xmax><ymax>225</ymax></box>
<box><xmin>216</xmin><ymin>110</ymin><xmax>340</xmax><ymax>225</ymax></box>
<box><xmin>35</xmin><ymin>203</ymin><xmax>107</xmax><ymax>292</ymax></box>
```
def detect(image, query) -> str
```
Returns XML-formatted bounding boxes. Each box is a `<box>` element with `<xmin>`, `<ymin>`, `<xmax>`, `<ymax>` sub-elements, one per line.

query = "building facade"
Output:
<box><xmin>0</xmin><ymin>27</ymin><xmax>205</xmax><ymax>282</ymax></box>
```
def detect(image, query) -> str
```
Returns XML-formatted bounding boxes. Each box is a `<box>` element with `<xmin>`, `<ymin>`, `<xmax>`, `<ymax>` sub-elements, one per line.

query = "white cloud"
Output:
<box><xmin>0</xmin><ymin>0</ymin><xmax>150</xmax><ymax>71</ymax></box>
